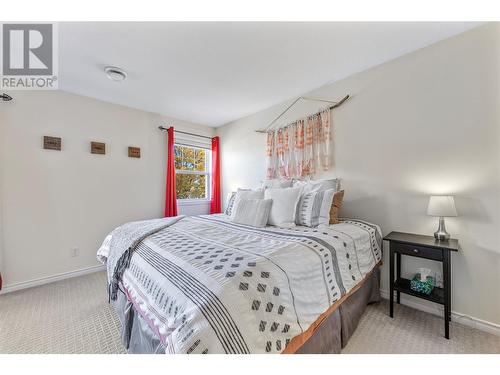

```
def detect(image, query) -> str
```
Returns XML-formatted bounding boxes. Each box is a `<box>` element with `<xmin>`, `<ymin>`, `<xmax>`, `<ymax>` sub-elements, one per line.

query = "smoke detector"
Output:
<box><xmin>104</xmin><ymin>66</ymin><xmax>127</xmax><ymax>82</ymax></box>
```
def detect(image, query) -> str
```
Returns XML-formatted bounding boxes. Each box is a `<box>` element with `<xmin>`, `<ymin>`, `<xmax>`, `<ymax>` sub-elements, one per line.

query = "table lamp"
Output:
<box><xmin>427</xmin><ymin>195</ymin><xmax>458</xmax><ymax>241</ymax></box>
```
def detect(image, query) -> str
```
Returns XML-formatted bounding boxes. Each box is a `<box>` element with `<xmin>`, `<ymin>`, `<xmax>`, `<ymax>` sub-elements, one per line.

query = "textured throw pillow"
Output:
<box><xmin>264</xmin><ymin>187</ymin><xmax>302</xmax><ymax>227</ymax></box>
<box><xmin>231</xmin><ymin>189</ymin><xmax>264</xmax><ymax>218</ymax></box>
<box><xmin>295</xmin><ymin>189</ymin><xmax>336</xmax><ymax>227</ymax></box>
<box><xmin>329</xmin><ymin>190</ymin><xmax>345</xmax><ymax>224</ymax></box>
<box><xmin>231</xmin><ymin>199</ymin><xmax>273</xmax><ymax>228</ymax></box>
<box><xmin>262</xmin><ymin>179</ymin><xmax>293</xmax><ymax>189</ymax></box>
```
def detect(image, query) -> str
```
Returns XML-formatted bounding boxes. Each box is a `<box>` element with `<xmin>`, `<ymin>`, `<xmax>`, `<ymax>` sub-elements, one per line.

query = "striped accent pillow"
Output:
<box><xmin>295</xmin><ymin>189</ymin><xmax>336</xmax><ymax>227</ymax></box>
<box><xmin>231</xmin><ymin>199</ymin><xmax>273</xmax><ymax>228</ymax></box>
<box><xmin>225</xmin><ymin>188</ymin><xmax>254</xmax><ymax>216</ymax></box>
<box><xmin>230</xmin><ymin>189</ymin><xmax>264</xmax><ymax>216</ymax></box>
<box><xmin>225</xmin><ymin>192</ymin><xmax>237</xmax><ymax>216</ymax></box>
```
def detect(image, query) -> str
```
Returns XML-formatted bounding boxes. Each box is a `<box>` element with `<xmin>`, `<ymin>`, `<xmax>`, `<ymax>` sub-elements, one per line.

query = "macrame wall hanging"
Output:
<box><xmin>257</xmin><ymin>95</ymin><xmax>350</xmax><ymax>179</ymax></box>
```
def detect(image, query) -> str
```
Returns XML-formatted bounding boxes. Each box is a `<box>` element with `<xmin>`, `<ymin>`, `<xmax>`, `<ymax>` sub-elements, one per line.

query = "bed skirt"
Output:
<box><xmin>112</xmin><ymin>265</ymin><xmax>380</xmax><ymax>354</ymax></box>
<box><xmin>297</xmin><ymin>265</ymin><xmax>380</xmax><ymax>353</ymax></box>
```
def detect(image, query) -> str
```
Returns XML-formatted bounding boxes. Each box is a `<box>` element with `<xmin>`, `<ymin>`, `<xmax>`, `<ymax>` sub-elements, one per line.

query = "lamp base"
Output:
<box><xmin>434</xmin><ymin>217</ymin><xmax>450</xmax><ymax>241</ymax></box>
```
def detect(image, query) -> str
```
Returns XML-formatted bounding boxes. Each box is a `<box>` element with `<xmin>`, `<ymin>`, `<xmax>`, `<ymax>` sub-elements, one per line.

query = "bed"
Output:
<box><xmin>97</xmin><ymin>214</ymin><xmax>382</xmax><ymax>354</ymax></box>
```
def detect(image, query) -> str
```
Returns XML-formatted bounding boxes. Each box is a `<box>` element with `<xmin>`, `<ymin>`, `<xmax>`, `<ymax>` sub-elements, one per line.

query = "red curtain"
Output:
<box><xmin>210</xmin><ymin>136</ymin><xmax>221</xmax><ymax>214</ymax></box>
<box><xmin>164</xmin><ymin>127</ymin><xmax>178</xmax><ymax>217</ymax></box>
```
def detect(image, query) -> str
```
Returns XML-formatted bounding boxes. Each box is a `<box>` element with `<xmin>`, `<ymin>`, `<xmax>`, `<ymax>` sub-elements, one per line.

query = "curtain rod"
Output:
<box><xmin>158</xmin><ymin>126</ymin><xmax>213</xmax><ymax>140</ymax></box>
<box><xmin>255</xmin><ymin>94</ymin><xmax>350</xmax><ymax>134</ymax></box>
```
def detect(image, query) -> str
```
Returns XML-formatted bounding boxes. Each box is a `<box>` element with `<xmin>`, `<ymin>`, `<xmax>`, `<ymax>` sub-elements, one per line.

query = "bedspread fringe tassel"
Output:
<box><xmin>109</xmin><ymin>246</ymin><xmax>134</xmax><ymax>301</ymax></box>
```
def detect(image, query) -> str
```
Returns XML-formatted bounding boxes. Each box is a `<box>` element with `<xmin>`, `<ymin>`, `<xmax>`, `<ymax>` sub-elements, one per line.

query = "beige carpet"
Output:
<box><xmin>0</xmin><ymin>271</ymin><xmax>498</xmax><ymax>354</ymax></box>
<box><xmin>0</xmin><ymin>271</ymin><xmax>125</xmax><ymax>354</ymax></box>
<box><xmin>343</xmin><ymin>300</ymin><xmax>500</xmax><ymax>354</ymax></box>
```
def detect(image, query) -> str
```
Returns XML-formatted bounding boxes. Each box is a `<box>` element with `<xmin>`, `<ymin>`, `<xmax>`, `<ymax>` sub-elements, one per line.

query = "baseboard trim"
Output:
<box><xmin>380</xmin><ymin>289</ymin><xmax>500</xmax><ymax>337</ymax></box>
<box><xmin>0</xmin><ymin>264</ymin><xmax>106</xmax><ymax>295</ymax></box>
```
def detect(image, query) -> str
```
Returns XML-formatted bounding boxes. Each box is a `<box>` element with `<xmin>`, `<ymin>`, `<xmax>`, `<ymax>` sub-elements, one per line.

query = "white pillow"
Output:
<box><xmin>225</xmin><ymin>189</ymin><xmax>250</xmax><ymax>216</ymax></box>
<box><xmin>295</xmin><ymin>189</ymin><xmax>336</xmax><ymax>227</ymax></box>
<box><xmin>231</xmin><ymin>199</ymin><xmax>273</xmax><ymax>228</ymax></box>
<box><xmin>294</xmin><ymin>178</ymin><xmax>340</xmax><ymax>194</ymax></box>
<box><xmin>231</xmin><ymin>189</ymin><xmax>264</xmax><ymax>218</ymax></box>
<box><xmin>262</xmin><ymin>179</ymin><xmax>293</xmax><ymax>189</ymax></box>
<box><xmin>264</xmin><ymin>187</ymin><xmax>302</xmax><ymax>227</ymax></box>
<box><xmin>292</xmin><ymin>180</ymin><xmax>308</xmax><ymax>189</ymax></box>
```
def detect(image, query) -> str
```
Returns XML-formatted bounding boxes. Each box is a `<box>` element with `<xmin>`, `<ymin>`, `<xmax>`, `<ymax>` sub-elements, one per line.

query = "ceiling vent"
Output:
<box><xmin>104</xmin><ymin>66</ymin><xmax>127</xmax><ymax>82</ymax></box>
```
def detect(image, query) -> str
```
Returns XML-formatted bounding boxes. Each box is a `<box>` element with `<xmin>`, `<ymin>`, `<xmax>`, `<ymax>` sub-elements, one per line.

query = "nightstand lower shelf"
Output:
<box><xmin>394</xmin><ymin>278</ymin><xmax>444</xmax><ymax>305</ymax></box>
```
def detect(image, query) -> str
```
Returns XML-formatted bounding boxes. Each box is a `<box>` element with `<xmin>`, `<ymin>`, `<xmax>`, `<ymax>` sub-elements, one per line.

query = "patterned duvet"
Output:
<box><xmin>97</xmin><ymin>214</ymin><xmax>382</xmax><ymax>354</ymax></box>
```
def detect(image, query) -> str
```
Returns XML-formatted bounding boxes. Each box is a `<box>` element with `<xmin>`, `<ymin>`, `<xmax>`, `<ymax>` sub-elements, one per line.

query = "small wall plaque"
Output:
<box><xmin>43</xmin><ymin>136</ymin><xmax>62</xmax><ymax>151</ymax></box>
<box><xmin>91</xmin><ymin>142</ymin><xmax>106</xmax><ymax>155</ymax></box>
<box><xmin>128</xmin><ymin>147</ymin><xmax>141</xmax><ymax>158</ymax></box>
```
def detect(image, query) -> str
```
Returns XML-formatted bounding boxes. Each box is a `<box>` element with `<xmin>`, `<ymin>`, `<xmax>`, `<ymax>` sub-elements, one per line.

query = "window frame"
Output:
<box><xmin>174</xmin><ymin>143</ymin><xmax>212</xmax><ymax>204</ymax></box>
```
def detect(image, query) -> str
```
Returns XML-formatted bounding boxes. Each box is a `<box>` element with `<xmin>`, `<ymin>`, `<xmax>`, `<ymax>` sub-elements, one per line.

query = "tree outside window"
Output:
<box><xmin>174</xmin><ymin>144</ymin><xmax>211</xmax><ymax>200</ymax></box>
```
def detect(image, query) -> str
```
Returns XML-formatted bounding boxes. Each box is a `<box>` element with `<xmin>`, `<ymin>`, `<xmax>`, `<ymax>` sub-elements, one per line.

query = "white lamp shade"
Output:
<box><xmin>427</xmin><ymin>195</ymin><xmax>458</xmax><ymax>217</ymax></box>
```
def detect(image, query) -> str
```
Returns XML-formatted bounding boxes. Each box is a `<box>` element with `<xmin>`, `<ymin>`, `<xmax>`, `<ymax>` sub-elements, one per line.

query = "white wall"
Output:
<box><xmin>0</xmin><ymin>90</ymin><xmax>213</xmax><ymax>288</ymax></box>
<box><xmin>217</xmin><ymin>24</ymin><xmax>500</xmax><ymax>326</ymax></box>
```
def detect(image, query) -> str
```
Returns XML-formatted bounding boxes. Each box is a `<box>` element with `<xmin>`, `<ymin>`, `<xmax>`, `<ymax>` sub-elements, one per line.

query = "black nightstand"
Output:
<box><xmin>383</xmin><ymin>231</ymin><xmax>459</xmax><ymax>339</ymax></box>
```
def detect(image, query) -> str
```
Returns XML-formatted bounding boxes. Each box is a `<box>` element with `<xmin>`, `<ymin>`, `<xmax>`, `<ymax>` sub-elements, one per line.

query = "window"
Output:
<box><xmin>174</xmin><ymin>144</ymin><xmax>211</xmax><ymax>200</ymax></box>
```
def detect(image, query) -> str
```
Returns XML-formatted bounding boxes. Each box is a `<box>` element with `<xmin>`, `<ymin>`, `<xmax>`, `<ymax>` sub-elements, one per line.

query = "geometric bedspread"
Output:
<box><xmin>97</xmin><ymin>214</ymin><xmax>381</xmax><ymax>354</ymax></box>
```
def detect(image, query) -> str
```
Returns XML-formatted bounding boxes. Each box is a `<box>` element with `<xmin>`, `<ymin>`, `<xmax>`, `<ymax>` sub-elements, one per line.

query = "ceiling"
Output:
<box><xmin>59</xmin><ymin>22</ymin><xmax>481</xmax><ymax>127</ymax></box>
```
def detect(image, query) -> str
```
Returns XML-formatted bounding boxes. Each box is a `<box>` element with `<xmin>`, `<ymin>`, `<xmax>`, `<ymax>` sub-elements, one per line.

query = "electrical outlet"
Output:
<box><xmin>71</xmin><ymin>247</ymin><xmax>80</xmax><ymax>257</ymax></box>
